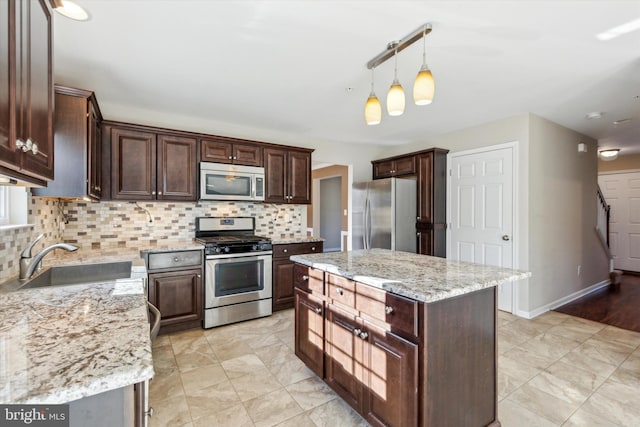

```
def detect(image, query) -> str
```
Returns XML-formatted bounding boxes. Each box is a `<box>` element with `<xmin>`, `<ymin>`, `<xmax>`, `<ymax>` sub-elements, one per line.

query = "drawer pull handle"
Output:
<box><xmin>314</xmin><ymin>307</ymin><xmax>322</xmax><ymax>314</ymax></box>
<box><xmin>385</xmin><ymin>306</ymin><xmax>394</xmax><ymax>314</ymax></box>
<box><xmin>335</xmin><ymin>287</ymin><xmax>344</xmax><ymax>296</ymax></box>
<box><xmin>359</xmin><ymin>331</ymin><xmax>369</xmax><ymax>340</ymax></box>
<box><xmin>353</xmin><ymin>328</ymin><xmax>361</xmax><ymax>336</ymax></box>
<box><xmin>302</xmin><ymin>275</ymin><xmax>309</xmax><ymax>281</ymax></box>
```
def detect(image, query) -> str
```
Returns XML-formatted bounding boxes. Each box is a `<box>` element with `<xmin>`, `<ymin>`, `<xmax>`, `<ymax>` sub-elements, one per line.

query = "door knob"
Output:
<box><xmin>502</xmin><ymin>235</ymin><xmax>510</xmax><ymax>241</ymax></box>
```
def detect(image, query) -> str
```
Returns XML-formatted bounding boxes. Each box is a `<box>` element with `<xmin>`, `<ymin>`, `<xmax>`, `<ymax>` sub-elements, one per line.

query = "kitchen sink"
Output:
<box><xmin>19</xmin><ymin>261</ymin><xmax>133</xmax><ymax>289</ymax></box>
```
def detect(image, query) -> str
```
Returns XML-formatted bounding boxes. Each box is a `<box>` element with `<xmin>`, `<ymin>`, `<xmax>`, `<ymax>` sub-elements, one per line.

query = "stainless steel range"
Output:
<box><xmin>195</xmin><ymin>217</ymin><xmax>272</xmax><ymax>328</ymax></box>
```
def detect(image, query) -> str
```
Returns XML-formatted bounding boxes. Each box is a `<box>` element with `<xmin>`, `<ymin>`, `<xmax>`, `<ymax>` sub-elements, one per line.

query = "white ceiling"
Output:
<box><xmin>54</xmin><ymin>1</ymin><xmax>640</xmax><ymax>155</ymax></box>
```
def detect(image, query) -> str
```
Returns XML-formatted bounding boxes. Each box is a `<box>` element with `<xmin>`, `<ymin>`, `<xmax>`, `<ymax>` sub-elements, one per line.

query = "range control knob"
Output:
<box><xmin>252</xmin><ymin>244</ymin><xmax>258</xmax><ymax>251</ymax></box>
<box><xmin>223</xmin><ymin>247</ymin><xmax>230</xmax><ymax>253</ymax></box>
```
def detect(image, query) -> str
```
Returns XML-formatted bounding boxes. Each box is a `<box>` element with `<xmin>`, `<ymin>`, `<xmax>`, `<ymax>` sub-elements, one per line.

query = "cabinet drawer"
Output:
<box><xmin>147</xmin><ymin>250</ymin><xmax>203</xmax><ymax>270</ymax></box>
<box><xmin>273</xmin><ymin>241</ymin><xmax>323</xmax><ymax>258</ymax></box>
<box><xmin>294</xmin><ymin>264</ymin><xmax>324</xmax><ymax>294</ymax></box>
<box><xmin>327</xmin><ymin>274</ymin><xmax>356</xmax><ymax>308</ymax></box>
<box><xmin>356</xmin><ymin>283</ymin><xmax>419</xmax><ymax>339</ymax></box>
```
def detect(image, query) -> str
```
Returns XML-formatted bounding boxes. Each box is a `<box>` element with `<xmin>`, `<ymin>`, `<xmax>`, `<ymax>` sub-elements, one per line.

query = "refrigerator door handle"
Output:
<box><xmin>364</xmin><ymin>191</ymin><xmax>370</xmax><ymax>250</ymax></box>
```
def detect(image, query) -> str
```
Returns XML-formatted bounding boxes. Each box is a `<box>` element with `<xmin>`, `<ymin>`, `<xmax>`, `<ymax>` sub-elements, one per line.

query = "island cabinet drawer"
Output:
<box><xmin>355</xmin><ymin>283</ymin><xmax>419</xmax><ymax>340</ymax></box>
<box><xmin>293</xmin><ymin>264</ymin><xmax>324</xmax><ymax>294</ymax></box>
<box><xmin>147</xmin><ymin>250</ymin><xmax>203</xmax><ymax>270</ymax></box>
<box><xmin>273</xmin><ymin>242</ymin><xmax>322</xmax><ymax>258</ymax></box>
<box><xmin>327</xmin><ymin>274</ymin><xmax>356</xmax><ymax>308</ymax></box>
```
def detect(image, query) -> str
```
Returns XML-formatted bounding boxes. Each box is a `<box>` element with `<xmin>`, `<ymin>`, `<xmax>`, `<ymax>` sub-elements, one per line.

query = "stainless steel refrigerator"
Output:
<box><xmin>352</xmin><ymin>178</ymin><xmax>416</xmax><ymax>252</ymax></box>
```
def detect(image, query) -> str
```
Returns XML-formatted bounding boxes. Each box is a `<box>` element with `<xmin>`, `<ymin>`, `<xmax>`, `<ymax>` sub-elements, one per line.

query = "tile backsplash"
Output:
<box><xmin>0</xmin><ymin>197</ymin><xmax>306</xmax><ymax>279</ymax></box>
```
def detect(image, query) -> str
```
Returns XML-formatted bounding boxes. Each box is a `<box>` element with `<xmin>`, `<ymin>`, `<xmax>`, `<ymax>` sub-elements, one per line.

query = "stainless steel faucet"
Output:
<box><xmin>19</xmin><ymin>234</ymin><xmax>78</xmax><ymax>280</ymax></box>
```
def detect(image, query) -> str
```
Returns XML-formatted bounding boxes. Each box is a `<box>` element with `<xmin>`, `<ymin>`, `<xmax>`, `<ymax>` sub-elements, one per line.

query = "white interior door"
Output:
<box><xmin>598</xmin><ymin>171</ymin><xmax>640</xmax><ymax>272</ymax></box>
<box><xmin>450</xmin><ymin>146</ymin><xmax>515</xmax><ymax>312</ymax></box>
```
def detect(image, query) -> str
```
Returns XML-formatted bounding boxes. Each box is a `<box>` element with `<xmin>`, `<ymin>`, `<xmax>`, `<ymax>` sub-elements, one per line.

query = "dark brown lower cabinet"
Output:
<box><xmin>325</xmin><ymin>304</ymin><xmax>418</xmax><ymax>427</ymax></box>
<box><xmin>294</xmin><ymin>288</ymin><xmax>324</xmax><ymax>377</ymax></box>
<box><xmin>148</xmin><ymin>269</ymin><xmax>202</xmax><ymax>334</ymax></box>
<box><xmin>272</xmin><ymin>241</ymin><xmax>323</xmax><ymax>311</ymax></box>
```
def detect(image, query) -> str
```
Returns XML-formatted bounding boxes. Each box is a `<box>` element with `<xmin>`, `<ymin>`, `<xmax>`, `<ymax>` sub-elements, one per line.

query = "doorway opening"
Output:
<box><xmin>309</xmin><ymin>164</ymin><xmax>350</xmax><ymax>252</ymax></box>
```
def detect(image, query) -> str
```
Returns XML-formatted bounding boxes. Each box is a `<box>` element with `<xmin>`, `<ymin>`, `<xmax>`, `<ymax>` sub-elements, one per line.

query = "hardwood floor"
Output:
<box><xmin>554</xmin><ymin>274</ymin><xmax>640</xmax><ymax>332</ymax></box>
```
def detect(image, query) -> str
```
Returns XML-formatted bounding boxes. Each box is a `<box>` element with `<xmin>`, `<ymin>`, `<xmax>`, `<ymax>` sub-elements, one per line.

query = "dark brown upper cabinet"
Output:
<box><xmin>264</xmin><ymin>147</ymin><xmax>312</xmax><ymax>204</ymax></box>
<box><xmin>0</xmin><ymin>0</ymin><xmax>54</xmax><ymax>184</ymax></box>
<box><xmin>103</xmin><ymin>123</ymin><xmax>197</xmax><ymax>201</ymax></box>
<box><xmin>372</xmin><ymin>155</ymin><xmax>416</xmax><ymax>179</ymax></box>
<box><xmin>200</xmin><ymin>137</ymin><xmax>263</xmax><ymax>166</ymax></box>
<box><xmin>33</xmin><ymin>85</ymin><xmax>103</xmax><ymax>200</ymax></box>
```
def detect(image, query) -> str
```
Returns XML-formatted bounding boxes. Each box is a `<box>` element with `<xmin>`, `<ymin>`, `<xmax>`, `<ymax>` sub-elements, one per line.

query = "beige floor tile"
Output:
<box><xmin>274</xmin><ymin>413</ymin><xmax>315</xmax><ymax>427</ymax></box>
<box><xmin>503</xmin><ymin>346</ymin><xmax>558</xmax><ymax>370</ymax></box>
<box><xmin>286</xmin><ymin>376</ymin><xmax>335</xmax><ymax>410</ymax></box>
<box><xmin>275</xmin><ymin>329</ymin><xmax>295</xmax><ymax>350</ymax></box>
<box><xmin>149</xmin><ymin>366</ymin><xmax>185</xmax><ymax>402</ymax></box>
<box><xmin>594</xmin><ymin>325</ymin><xmax>640</xmax><ymax>349</ymax></box>
<box><xmin>255</xmin><ymin>342</ymin><xmax>293</xmax><ymax>368</ymax></box>
<box><xmin>545</xmin><ymin>322</ymin><xmax>600</xmax><ymax>343</ymax></box>
<box><xmin>574</xmin><ymin>339</ymin><xmax>635</xmax><ymax>367</ymax></box>
<box><xmin>559</xmin><ymin>347</ymin><xmax>619</xmax><ymax>378</ymax></box>
<box><xmin>527</xmin><ymin>371</ymin><xmax>593</xmax><ymax>406</ymax></box>
<box><xmin>562</xmin><ymin>407</ymin><xmax>622</xmax><ymax>427</ymax></box>
<box><xmin>306</xmin><ymin>398</ymin><xmax>368</xmax><ymax>427</ymax></box>
<box><xmin>174</xmin><ymin>347</ymin><xmax>219</xmax><ymax>371</ymax></box>
<box><xmin>221</xmin><ymin>354</ymin><xmax>270</xmax><ymax>379</ymax></box>
<box><xmin>561</xmin><ymin>316</ymin><xmax>608</xmax><ymax>332</ymax></box>
<box><xmin>518</xmin><ymin>332</ymin><xmax>582</xmax><ymax>361</ymax></box>
<box><xmin>509</xmin><ymin>318</ymin><xmax>555</xmax><ymax>337</ymax></box>
<box><xmin>184</xmin><ymin>379</ymin><xmax>241</xmax><ymax>420</ymax></box>
<box><xmin>499</xmin><ymin>353</ymin><xmax>541</xmax><ymax>383</ymax></box>
<box><xmin>581</xmin><ymin>382</ymin><xmax>640</xmax><ymax>427</ymax></box>
<box><xmin>269</xmin><ymin>353</ymin><xmax>314</xmax><ymax>386</ymax></box>
<box><xmin>180</xmin><ymin>363</ymin><xmax>228</xmax><ymax>394</ymax></box>
<box><xmin>531</xmin><ymin>311</ymin><xmax>571</xmax><ymax>326</ymax></box>
<box><xmin>152</xmin><ymin>334</ymin><xmax>172</xmax><ymax>348</ymax></box>
<box><xmin>230</xmin><ymin>370</ymin><xmax>283</xmax><ymax>402</ymax></box>
<box><xmin>507</xmin><ymin>383</ymin><xmax>579</xmax><ymax>424</ymax></box>
<box><xmin>497</xmin><ymin>399</ymin><xmax>559</xmax><ymax>427</ymax></box>
<box><xmin>191</xmin><ymin>402</ymin><xmax>254</xmax><ymax>427</ymax></box>
<box><xmin>211</xmin><ymin>337</ymin><xmax>256</xmax><ymax>362</ymax></box>
<box><xmin>148</xmin><ymin>395</ymin><xmax>191</xmax><ymax>427</ymax></box>
<box><xmin>498</xmin><ymin>371</ymin><xmax>525</xmax><ymax>401</ymax></box>
<box><xmin>244</xmin><ymin>388</ymin><xmax>304</xmax><ymax>427</ymax></box>
<box><xmin>497</xmin><ymin>310</ymin><xmax>519</xmax><ymax>323</ymax></box>
<box><xmin>152</xmin><ymin>345</ymin><xmax>178</xmax><ymax>373</ymax></box>
<box><xmin>543</xmin><ymin>360</ymin><xmax>607</xmax><ymax>392</ymax></box>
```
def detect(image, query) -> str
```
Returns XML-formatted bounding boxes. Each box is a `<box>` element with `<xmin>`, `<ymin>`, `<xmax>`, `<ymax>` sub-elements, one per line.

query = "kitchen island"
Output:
<box><xmin>290</xmin><ymin>249</ymin><xmax>530</xmax><ymax>427</ymax></box>
<box><xmin>0</xmin><ymin>278</ymin><xmax>153</xmax><ymax>426</ymax></box>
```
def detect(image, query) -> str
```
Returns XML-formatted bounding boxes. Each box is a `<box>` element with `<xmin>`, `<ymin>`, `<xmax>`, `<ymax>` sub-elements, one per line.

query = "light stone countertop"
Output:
<box><xmin>0</xmin><ymin>279</ymin><xmax>154</xmax><ymax>404</ymax></box>
<box><xmin>290</xmin><ymin>249</ymin><xmax>531</xmax><ymax>304</ymax></box>
<box><xmin>271</xmin><ymin>236</ymin><xmax>325</xmax><ymax>245</ymax></box>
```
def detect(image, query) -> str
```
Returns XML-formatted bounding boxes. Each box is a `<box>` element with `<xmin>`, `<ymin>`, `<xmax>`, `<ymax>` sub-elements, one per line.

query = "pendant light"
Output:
<box><xmin>413</xmin><ymin>26</ymin><xmax>434</xmax><ymax>105</ymax></box>
<box><xmin>364</xmin><ymin>68</ymin><xmax>382</xmax><ymax>125</ymax></box>
<box><xmin>386</xmin><ymin>48</ymin><xmax>405</xmax><ymax>116</ymax></box>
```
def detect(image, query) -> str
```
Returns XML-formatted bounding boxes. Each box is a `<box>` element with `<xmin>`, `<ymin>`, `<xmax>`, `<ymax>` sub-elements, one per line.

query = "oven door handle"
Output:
<box><xmin>206</xmin><ymin>250</ymin><xmax>273</xmax><ymax>260</ymax></box>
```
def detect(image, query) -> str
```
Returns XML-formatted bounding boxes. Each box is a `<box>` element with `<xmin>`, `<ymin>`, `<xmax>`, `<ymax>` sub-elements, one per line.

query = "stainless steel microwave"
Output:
<box><xmin>199</xmin><ymin>162</ymin><xmax>265</xmax><ymax>201</ymax></box>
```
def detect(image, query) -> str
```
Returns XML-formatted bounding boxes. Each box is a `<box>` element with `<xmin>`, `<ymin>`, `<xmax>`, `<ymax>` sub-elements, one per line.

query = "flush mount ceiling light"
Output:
<box><xmin>364</xmin><ymin>23</ymin><xmax>433</xmax><ymax>125</ymax></box>
<box><xmin>586</xmin><ymin>112</ymin><xmax>603</xmax><ymax>120</ymax></box>
<box><xmin>599</xmin><ymin>149</ymin><xmax>620</xmax><ymax>161</ymax></box>
<box><xmin>54</xmin><ymin>0</ymin><xmax>90</xmax><ymax>21</ymax></box>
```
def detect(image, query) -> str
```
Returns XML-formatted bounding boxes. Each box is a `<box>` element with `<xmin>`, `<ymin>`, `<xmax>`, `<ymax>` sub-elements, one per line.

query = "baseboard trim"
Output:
<box><xmin>513</xmin><ymin>279</ymin><xmax>610</xmax><ymax>319</ymax></box>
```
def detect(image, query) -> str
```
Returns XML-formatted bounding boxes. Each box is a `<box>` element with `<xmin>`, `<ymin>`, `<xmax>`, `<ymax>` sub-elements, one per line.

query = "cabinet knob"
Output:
<box><xmin>15</xmin><ymin>138</ymin><xmax>25</xmax><ymax>151</ymax></box>
<box><xmin>359</xmin><ymin>331</ymin><xmax>369</xmax><ymax>340</ymax></box>
<box><xmin>417</xmin><ymin>216</ymin><xmax>420</xmax><ymax>220</ymax></box>
<box><xmin>151</xmin><ymin>191</ymin><xmax>156</xmax><ymax>195</ymax></box>
<box><xmin>197</xmin><ymin>274</ymin><xmax>202</xmax><ymax>278</ymax></box>
<box><xmin>353</xmin><ymin>328</ymin><xmax>361</xmax><ymax>336</ymax></box>
<box><xmin>97</xmin><ymin>186</ymin><xmax>101</xmax><ymax>191</ymax></box>
<box><xmin>173</xmin><ymin>257</ymin><xmax>180</xmax><ymax>262</ymax></box>
<box><xmin>228</xmin><ymin>156</ymin><xmax>232</xmax><ymax>159</ymax></box>
<box><xmin>417</xmin><ymin>232</ymin><xmax>421</xmax><ymax>236</ymax></box>
<box><xmin>335</xmin><ymin>287</ymin><xmax>344</xmax><ymax>296</ymax></box>
<box><xmin>158</xmin><ymin>192</ymin><xmax>163</xmax><ymax>195</ymax></box>
<box><xmin>283</xmin><ymin>249</ymin><xmax>288</xmax><ymax>253</ymax></box>
<box><xmin>302</xmin><ymin>275</ymin><xmax>309</xmax><ymax>281</ymax></box>
<box><xmin>233</xmin><ymin>156</ymin><xmax>237</xmax><ymax>160</ymax></box>
<box><xmin>311</xmin><ymin>247</ymin><xmax>316</xmax><ymax>251</ymax></box>
<box><xmin>385</xmin><ymin>306</ymin><xmax>394</xmax><ymax>314</ymax></box>
<box><xmin>314</xmin><ymin>306</ymin><xmax>322</xmax><ymax>314</ymax></box>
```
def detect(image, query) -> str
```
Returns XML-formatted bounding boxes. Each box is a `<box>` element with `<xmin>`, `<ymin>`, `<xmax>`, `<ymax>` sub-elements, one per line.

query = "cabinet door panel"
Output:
<box><xmin>111</xmin><ymin>128</ymin><xmax>156</xmax><ymax>200</ymax></box>
<box><xmin>233</xmin><ymin>143</ymin><xmax>262</xmax><ymax>166</ymax></box>
<box><xmin>148</xmin><ymin>269</ymin><xmax>202</xmax><ymax>326</ymax></box>
<box><xmin>287</xmin><ymin>150</ymin><xmax>311</xmax><ymax>204</ymax></box>
<box><xmin>0</xmin><ymin>0</ymin><xmax>19</xmax><ymax>170</ymax></box>
<box><xmin>417</xmin><ymin>153</ymin><xmax>433</xmax><ymax>223</ymax></box>
<box><xmin>294</xmin><ymin>288</ymin><xmax>324</xmax><ymax>377</ymax></box>
<box><xmin>273</xmin><ymin>258</ymin><xmax>295</xmax><ymax>311</ymax></box>
<box><xmin>88</xmin><ymin>100</ymin><xmax>101</xmax><ymax>199</ymax></box>
<box><xmin>157</xmin><ymin>134</ymin><xmax>197</xmax><ymax>201</ymax></box>
<box><xmin>417</xmin><ymin>228</ymin><xmax>433</xmax><ymax>256</ymax></box>
<box><xmin>325</xmin><ymin>304</ymin><xmax>363</xmax><ymax>411</ymax></box>
<box><xmin>394</xmin><ymin>156</ymin><xmax>416</xmax><ymax>176</ymax></box>
<box><xmin>200</xmin><ymin>138</ymin><xmax>233</xmax><ymax>163</ymax></box>
<box><xmin>373</xmin><ymin>160</ymin><xmax>394</xmax><ymax>179</ymax></box>
<box><xmin>363</xmin><ymin>321</ymin><xmax>418</xmax><ymax>427</ymax></box>
<box><xmin>19</xmin><ymin>0</ymin><xmax>54</xmax><ymax>180</ymax></box>
<box><xmin>264</xmin><ymin>147</ymin><xmax>286</xmax><ymax>203</ymax></box>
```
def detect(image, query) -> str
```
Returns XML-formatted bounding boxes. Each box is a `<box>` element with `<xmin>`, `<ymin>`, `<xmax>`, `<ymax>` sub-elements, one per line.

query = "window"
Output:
<box><xmin>0</xmin><ymin>186</ymin><xmax>28</xmax><ymax>228</ymax></box>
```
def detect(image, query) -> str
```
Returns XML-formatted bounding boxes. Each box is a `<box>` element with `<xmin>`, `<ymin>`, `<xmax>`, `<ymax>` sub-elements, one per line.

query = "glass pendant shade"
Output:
<box><xmin>365</xmin><ymin>93</ymin><xmax>382</xmax><ymax>125</ymax></box>
<box><xmin>413</xmin><ymin>65</ymin><xmax>434</xmax><ymax>105</ymax></box>
<box><xmin>387</xmin><ymin>79</ymin><xmax>405</xmax><ymax>116</ymax></box>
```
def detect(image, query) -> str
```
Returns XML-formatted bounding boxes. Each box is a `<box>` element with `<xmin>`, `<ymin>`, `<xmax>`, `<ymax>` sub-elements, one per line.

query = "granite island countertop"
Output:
<box><xmin>0</xmin><ymin>279</ymin><xmax>154</xmax><ymax>404</ymax></box>
<box><xmin>290</xmin><ymin>249</ymin><xmax>531</xmax><ymax>304</ymax></box>
<box><xmin>271</xmin><ymin>236</ymin><xmax>324</xmax><ymax>245</ymax></box>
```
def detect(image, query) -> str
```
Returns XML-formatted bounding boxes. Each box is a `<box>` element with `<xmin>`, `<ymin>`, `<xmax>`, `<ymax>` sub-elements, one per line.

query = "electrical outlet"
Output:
<box><xmin>284</xmin><ymin>213</ymin><xmax>291</xmax><ymax>222</ymax></box>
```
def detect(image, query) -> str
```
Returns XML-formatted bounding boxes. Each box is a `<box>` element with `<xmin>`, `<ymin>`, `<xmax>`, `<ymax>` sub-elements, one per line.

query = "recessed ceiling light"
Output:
<box><xmin>586</xmin><ymin>112</ymin><xmax>603</xmax><ymax>120</ymax></box>
<box><xmin>54</xmin><ymin>0</ymin><xmax>89</xmax><ymax>21</ymax></box>
<box><xmin>596</xmin><ymin>17</ymin><xmax>640</xmax><ymax>41</ymax></box>
<box><xmin>613</xmin><ymin>118</ymin><xmax>631</xmax><ymax>125</ymax></box>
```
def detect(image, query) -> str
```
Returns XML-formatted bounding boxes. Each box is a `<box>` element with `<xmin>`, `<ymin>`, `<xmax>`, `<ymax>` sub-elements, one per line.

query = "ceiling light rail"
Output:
<box><xmin>364</xmin><ymin>23</ymin><xmax>434</xmax><ymax>125</ymax></box>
